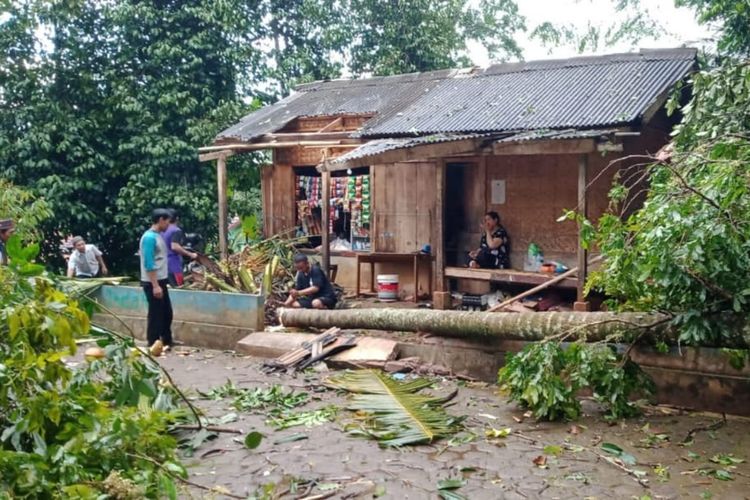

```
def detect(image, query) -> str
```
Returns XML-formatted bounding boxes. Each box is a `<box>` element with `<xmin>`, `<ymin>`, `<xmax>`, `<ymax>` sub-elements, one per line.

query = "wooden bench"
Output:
<box><xmin>444</xmin><ymin>266</ymin><xmax>578</xmax><ymax>289</ymax></box>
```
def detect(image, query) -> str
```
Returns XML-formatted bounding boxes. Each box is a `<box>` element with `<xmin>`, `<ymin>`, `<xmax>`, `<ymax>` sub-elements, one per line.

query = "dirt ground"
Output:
<box><xmin>159</xmin><ymin>347</ymin><xmax>750</xmax><ymax>500</ymax></box>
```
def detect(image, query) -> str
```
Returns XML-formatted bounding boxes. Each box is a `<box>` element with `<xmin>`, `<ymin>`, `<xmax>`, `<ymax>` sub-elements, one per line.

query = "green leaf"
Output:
<box><xmin>437</xmin><ymin>478</ymin><xmax>466</xmax><ymax>490</ymax></box>
<box><xmin>601</xmin><ymin>442</ymin><xmax>637</xmax><ymax>465</ymax></box>
<box><xmin>543</xmin><ymin>444</ymin><xmax>563</xmax><ymax>456</ymax></box>
<box><xmin>244</xmin><ymin>431</ymin><xmax>264</xmax><ymax>449</ymax></box>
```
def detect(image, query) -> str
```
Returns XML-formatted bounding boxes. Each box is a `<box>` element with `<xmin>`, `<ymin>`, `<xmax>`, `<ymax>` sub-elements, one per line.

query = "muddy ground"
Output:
<box><xmin>159</xmin><ymin>347</ymin><xmax>750</xmax><ymax>500</ymax></box>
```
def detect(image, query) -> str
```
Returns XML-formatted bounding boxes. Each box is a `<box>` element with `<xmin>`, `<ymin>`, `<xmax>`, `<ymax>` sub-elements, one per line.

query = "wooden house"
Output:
<box><xmin>201</xmin><ymin>49</ymin><xmax>696</xmax><ymax>308</ymax></box>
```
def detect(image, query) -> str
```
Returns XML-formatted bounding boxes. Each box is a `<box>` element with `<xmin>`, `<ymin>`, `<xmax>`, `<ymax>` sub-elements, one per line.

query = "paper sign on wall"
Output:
<box><xmin>491</xmin><ymin>179</ymin><xmax>506</xmax><ymax>204</ymax></box>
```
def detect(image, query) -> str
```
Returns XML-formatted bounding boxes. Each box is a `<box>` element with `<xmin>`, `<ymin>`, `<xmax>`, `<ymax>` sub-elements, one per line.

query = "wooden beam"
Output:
<box><xmin>493</xmin><ymin>138</ymin><xmax>596</xmax><ymax>156</ymax></box>
<box><xmin>327</xmin><ymin>137</ymin><xmax>481</xmax><ymax>171</ymax></box>
<box><xmin>217</xmin><ymin>155</ymin><xmax>229</xmax><ymax>261</ymax></box>
<box><xmin>317</xmin><ymin>117</ymin><xmax>343</xmax><ymax>133</ymax></box>
<box><xmin>597</xmin><ymin>142</ymin><xmax>624</xmax><ymax>153</ymax></box>
<box><xmin>199</xmin><ymin>141</ymin><xmax>361</xmax><ymax>153</ymax></box>
<box><xmin>435</xmin><ymin>159</ymin><xmax>446</xmax><ymax>292</ymax></box>
<box><xmin>576</xmin><ymin>154</ymin><xmax>589</xmax><ymax>303</ymax></box>
<box><xmin>321</xmin><ymin>167</ymin><xmax>331</xmax><ymax>277</ymax></box>
<box><xmin>199</xmin><ymin>150</ymin><xmax>235</xmax><ymax>163</ymax></box>
<box><xmin>259</xmin><ymin>131</ymin><xmax>354</xmax><ymax>142</ymax></box>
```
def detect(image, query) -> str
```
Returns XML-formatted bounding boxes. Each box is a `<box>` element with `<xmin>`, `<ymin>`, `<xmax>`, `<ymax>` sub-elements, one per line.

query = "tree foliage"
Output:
<box><xmin>677</xmin><ymin>0</ymin><xmax>750</xmax><ymax>55</ymax></box>
<box><xmin>531</xmin><ymin>0</ymin><xmax>664</xmax><ymax>55</ymax></box>
<box><xmin>0</xmin><ymin>0</ymin><xmax>260</xmax><ymax>271</ymax></box>
<box><xmin>0</xmin><ymin>236</ymin><xmax>185</xmax><ymax>497</ymax></box>
<box><xmin>586</xmin><ymin>62</ymin><xmax>750</xmax><ymax>346</ymax></box>
<box><xmin>347</xmin><ymin>0</ymin><xmax>525</xmax><ymax>76</ymax></box>
<box><xmin>0</xmin><ymin>181</ymin><xmax>51</xmax><ymax>243</ymax></box>
<box><xmin>498</xmin><ymin>342</ymin><xmax>653</xmax><ymax>421</ymax></box>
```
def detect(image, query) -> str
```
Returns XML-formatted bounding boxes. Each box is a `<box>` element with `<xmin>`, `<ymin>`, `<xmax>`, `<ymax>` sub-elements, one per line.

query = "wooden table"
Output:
<box><xmin>355</xmin><ymin>252</ymin><xmax>433</xmax><ymax>302</ymax></box>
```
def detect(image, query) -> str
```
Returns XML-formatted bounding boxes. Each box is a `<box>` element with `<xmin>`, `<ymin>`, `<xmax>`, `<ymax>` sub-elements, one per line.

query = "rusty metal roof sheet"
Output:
<box><xmin>216</xmin><ymin>49</ymin><xmax>696</xmax><ymax>143</ymax></box>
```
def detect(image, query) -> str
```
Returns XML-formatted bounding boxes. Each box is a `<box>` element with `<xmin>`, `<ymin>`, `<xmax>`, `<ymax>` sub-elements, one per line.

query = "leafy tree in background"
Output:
<box><xmin>0</xmin><ymin>0</ymin><xmax>261</xmax><ymax>271</ymax></box>
<box><xmin>677</xmin><ymin>0</ymin><xmax>750</xmax><ymax>55</ymax></box>
<box><xmin>347</xmin><ymin>0</ymin><xmax>525</xmax><ymax>75</ymax></box>
<box><xmin>531</xmin><ymin>0</ymin><xmax>664</xmax><ymax>54</ymax></box>
<box><xmin>260</xmin><ymin>0</ymin><xmax>350</xmax><ymax>95</ymax></box>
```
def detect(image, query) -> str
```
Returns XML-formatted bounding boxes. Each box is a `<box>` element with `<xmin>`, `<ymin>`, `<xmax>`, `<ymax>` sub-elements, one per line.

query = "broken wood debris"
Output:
<box><xmin>262</xmin><ymin>327</ymin><xmax>357</xmax><ymax>373</ymax></box>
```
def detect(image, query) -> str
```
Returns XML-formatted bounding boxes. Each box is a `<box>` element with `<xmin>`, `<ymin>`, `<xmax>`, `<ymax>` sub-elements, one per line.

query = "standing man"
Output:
<box><xmin>66</xmin><ymin>236</ymin><xmax>108</xmax><ymax>278</ymax></box>
<box><xmin>163</xmin><ymin>209</ymin><xmax>198</xmax><ymax>287</ymax></box>
<box><xmin>140</xmin><ymin>209</ymin><xmax>173</xmax><ymax>350</ymax></box>
<box><xmin>0</xmin><ymin>219</ymin><xmax>14</xmax><ymax>265</ymax></box>
<box><xmin>284</xmin><ymin>254</ymin><xmax>337</xmax><ymax>309</ymax></box>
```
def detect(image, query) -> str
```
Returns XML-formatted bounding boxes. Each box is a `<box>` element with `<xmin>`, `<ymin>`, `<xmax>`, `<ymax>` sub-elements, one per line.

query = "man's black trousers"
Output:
<box><xmin>141</xmin><ymin>279</ymin><xmax>173</xmax><ymax>346</ymax></box>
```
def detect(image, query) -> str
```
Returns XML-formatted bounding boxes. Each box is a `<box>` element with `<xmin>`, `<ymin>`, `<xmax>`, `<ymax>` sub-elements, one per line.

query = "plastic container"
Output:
<box><xmin>524</xmin><ymin>243</ymin><xmax>544</xmax><ymax>272</ymax></box>
<box><xmin>377</xmin><ymin>274</ymin><xmax>399</xmax><ymax>301</ymax></box>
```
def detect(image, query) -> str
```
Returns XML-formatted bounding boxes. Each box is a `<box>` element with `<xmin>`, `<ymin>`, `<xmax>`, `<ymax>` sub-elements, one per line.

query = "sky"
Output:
<box><xmin>467</xmin><ymin>0</ymin><xmax>714</xmax><ymax>65</ymax></box>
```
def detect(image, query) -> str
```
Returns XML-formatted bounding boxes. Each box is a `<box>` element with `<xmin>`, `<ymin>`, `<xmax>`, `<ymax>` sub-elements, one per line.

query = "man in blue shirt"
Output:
<box><xmin>140</xmin><ymin>209</ymin><xmax>173</xmax><ymax>349</ymax></box>
<box><xmin>284</xmin><ymin>254</ymin><xmax>337</xmax><ymax>309</ymax></box>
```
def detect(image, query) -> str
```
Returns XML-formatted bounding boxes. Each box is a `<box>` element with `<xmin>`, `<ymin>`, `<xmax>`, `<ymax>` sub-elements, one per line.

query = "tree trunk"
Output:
<box><xmin>278</xmin><ymin>308</ymin><xmax>750</xmax><ymax>348</ymax></box>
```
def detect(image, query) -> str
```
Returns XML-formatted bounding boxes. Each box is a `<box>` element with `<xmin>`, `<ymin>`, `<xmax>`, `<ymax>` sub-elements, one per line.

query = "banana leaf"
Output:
<box><xmin>325</xmin><ymin>370</ymin><xmax>462</xmax><ymax>447</ymax></box>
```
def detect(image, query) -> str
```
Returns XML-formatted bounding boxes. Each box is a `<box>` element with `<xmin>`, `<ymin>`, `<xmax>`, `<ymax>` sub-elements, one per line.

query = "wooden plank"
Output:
<box><xmin>261</xmin><ymin>164</ymin><xmax>273</xmax><ymax>236</ymax></box>
<box><xmin>435</xmin><ymin>159</ymin><xmax>446</xmax><ymax>291</ymax></box>
<box><xmin>271</xmin><ymin>164</ymin><xmax>296</xmax><ymax>235</ymax></box>
<box><xmin>329</xmin><ymin>336</ymin><xmax>398</xmax><ymax>366</ymax></box>
<box><xmin>444</xmin><ymin>266</ymin><xmax>579</xmax><ymax>288</ymax></box>
<box><xmin>577</xmin><ymin>154</ymin><xmax>589</xmax><ymax>303</ymax></box>
<box><xmin>236</xmin><ymin>331</ymin><xmax>318</xmax><ymax>358</ymax></box>
<box><xmin>317</xmin><ymin>117</ymin><xmax>343</xmax><ymax>133</ymax></box>
<box><xmin>199</xmin><ymin>150</ymin><xmax>235</xmax><ymax>162</ymax></box>
<box><xmin>217</xmin><ymin>156</ymin><xmax>228</xmax><ymax>260</ymax></box>
<box><xmin>492</xmin><ymin>138</ymin><xmax>596</xmax><ymax>156</ymax></box>
<box><xmin>259</xmin><ymin>131</ymin><xmax>353</xmax><ymax>142</ymax></box>
<box><xmin>199</xmin><ymin>141</ymin><xmax>361</xmax><ymax>152</ymax></box>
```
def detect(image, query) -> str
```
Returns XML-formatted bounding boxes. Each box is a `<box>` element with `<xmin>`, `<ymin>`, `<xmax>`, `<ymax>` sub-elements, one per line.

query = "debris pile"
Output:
<box><xmin>185</xmin><ymin>234</ymin><xmax>305</xmax><ymax>324</ymax></box>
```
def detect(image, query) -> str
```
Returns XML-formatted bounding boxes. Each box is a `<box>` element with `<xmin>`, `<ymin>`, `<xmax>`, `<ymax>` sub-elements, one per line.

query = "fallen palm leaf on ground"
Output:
<box><xmin>325</xmin><ymin>370</ymin><xmax>463</xmax><ymax>447</ymax></box>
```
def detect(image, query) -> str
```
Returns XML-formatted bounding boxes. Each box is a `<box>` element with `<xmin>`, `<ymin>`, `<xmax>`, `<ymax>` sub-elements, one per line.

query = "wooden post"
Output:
<box><xmin>435</xmin><ymin>159</ymin><xmax>446</xmax><ymax>291</ymax></box>
<box><xmin>321</xmin><ymin>167</ymin><xmax>331</xmax><ymax>277</ymax></box>
<box><xmin>217</xmin><ymin>154</ymin><xmax>228</xmax><ymax>261</ymax></box>
<box><xmin>433</xmin><ymin>159</ymin><xmax>451</xmax><ymax>309</ymax></box>
<box><xmin>575</xmin><ymin>153</ymin><xmax>589</xmax><ymax>310</ymax></box>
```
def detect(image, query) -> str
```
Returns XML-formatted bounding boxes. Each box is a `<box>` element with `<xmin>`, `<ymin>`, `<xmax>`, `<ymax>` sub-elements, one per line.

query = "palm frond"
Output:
<box><xmin>59</xmin><ymin>277</ymin><xmax>127</xmax><ymax>298</ymax></box>
<box><xmin>326</xmin><ymin>370</ymin><xmax>462</xmax><ymax>447</ymax></box>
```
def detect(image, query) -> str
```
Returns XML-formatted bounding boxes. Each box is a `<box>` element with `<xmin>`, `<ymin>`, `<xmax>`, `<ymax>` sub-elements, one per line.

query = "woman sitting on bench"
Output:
<box><xmin>467</xmin><ymin>211</ymin><xmax>510</xmax><ymax>269</ymax></box>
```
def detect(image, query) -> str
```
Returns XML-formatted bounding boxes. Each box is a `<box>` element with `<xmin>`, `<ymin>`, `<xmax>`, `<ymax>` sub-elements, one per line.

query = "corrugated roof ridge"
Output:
<box><xmin>294</xmin><ymin>48</ymin><xmax>696</xmax><ymax>91</ymax></box>
<box><xmin>479</xmin><ymin>48</ymin><xmax>697</xmax><ymax>77</ymax></box>
<box><xmin>294</xmin><ymin>68</ymin><xmax>460</xmax><ymax>92</ymax></box>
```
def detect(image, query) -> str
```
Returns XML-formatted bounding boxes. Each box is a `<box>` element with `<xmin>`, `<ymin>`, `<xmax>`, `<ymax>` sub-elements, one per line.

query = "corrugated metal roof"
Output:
<box><xmin>329</xmin><ymin>133</ymin><xmax>485</xmax><ymax>165</ymax></box>
<box><xmin>329</xmin><ymin>128</ymin><xmax>619</xmax><ymax>168</ymax></box>
<box><xmin>361</xmin><ymin>50</ymin><xmax>695</xmax><ymax>137</ymax></box>
<box><xmin>216</xmin><ymin>48</ymin><xmax>696</xmax><ymax>143</ymax></box>
<box><xmin>493</xmin><ymin>128</ymin><xmax>620</xmax><ymax>143</ymax></box>
<box><xmin>217</xmin><ymin>70</ymin><xmax>456</xmax><ymax>141</ymax></box>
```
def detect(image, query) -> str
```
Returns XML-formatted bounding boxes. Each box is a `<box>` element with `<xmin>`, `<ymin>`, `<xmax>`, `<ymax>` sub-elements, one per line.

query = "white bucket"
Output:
<box><xmin>377</xmin><ymin>274</ymin><xmax>399</xmax><ymax>301</ymax></box>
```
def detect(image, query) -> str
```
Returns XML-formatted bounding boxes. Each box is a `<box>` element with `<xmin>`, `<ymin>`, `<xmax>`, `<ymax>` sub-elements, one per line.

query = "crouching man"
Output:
<box><xmin>284</xmin><ymin>254</ymin><xmax>337</xmax><ymax>309</ymax></box>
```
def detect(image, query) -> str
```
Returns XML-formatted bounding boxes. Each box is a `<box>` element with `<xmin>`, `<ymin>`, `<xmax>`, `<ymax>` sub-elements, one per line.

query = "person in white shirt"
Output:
<box><xmin>66</xmin><ymin>236</ymin><xmax>108</xmax><ymax>278</ymax></box>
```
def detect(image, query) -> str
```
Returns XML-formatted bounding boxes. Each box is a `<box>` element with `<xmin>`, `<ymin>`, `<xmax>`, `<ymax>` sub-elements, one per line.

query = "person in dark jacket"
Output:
<box><xmin>283</xmin><ymin>254</ymin><xmax>337</xmax><ymax>309</ymax></box>
<box><xmin>467</xmin><ymin>211</ymin><xmax>510</xmax><ymax>269</ymax></box>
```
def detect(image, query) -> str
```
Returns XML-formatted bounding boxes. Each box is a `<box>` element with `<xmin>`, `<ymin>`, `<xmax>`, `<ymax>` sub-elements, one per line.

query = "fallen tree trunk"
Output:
<box><xmin>279</xmin><ymin>308</ymin><xmax>750</xmax><ymax>348</ymax></box>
